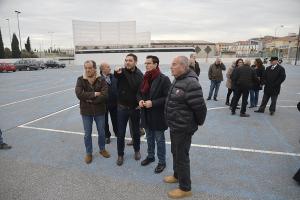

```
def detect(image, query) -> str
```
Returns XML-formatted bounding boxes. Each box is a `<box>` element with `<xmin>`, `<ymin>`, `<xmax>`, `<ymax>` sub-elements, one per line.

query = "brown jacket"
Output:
<box><xmin>208</xmin><ymin>63</ymin><xmax>226</xmax><ymax>81</ymax></box>
<box><xmin>75</xmin><ymin>75</ymin><xmax>108</xmax><ymax>116</ymax></box>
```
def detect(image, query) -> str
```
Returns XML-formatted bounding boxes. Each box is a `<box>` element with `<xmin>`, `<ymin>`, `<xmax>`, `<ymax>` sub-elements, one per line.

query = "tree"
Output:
<box><xmin>11</xmin><ymin>33</ymin><xmax>21</xmax><ymax>58</ymax></box>
<box><xmin>195</xmin><ymin>46</ymin><xmax>201</xmax><ymax>54</ymax></box>
<box><xmin>0</xmin><ymin>28</ymin><xmax>5</xmax><ymax>58</ymax></box>
<box><xmin>4</xmin><ymin>48</ymin><xmax>12</xmax><ymax>58</ymax></box>
<box><xmin>204</xmin><ymin>45</ymin><xmax>212</xmax><ymax>63</ymax></box>
<box><xmin>25</xmin><ymin>36</ymin><xmax>32</xmax><ymax>52</ymax></box>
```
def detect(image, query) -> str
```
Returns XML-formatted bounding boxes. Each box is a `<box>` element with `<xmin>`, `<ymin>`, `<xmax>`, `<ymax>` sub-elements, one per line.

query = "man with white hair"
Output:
<box><xmin>207</xmin><ymin>57</ymin><xmax>226</xmax><ymax>101</ymax></box>
<box><xmin>164</xmin><ymin>56</ymin><xmax>207</xmax><ymax>199</ymax></box>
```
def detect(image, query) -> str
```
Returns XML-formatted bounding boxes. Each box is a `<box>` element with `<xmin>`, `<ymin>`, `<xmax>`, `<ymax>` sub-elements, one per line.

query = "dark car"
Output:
<box><xmin>0</xmin><ymin>63</ymin><xmax>16</xmax><ymax>72</ymax></box>
<box><xmin>45</xmin><ymin>60</ymin><xmax>66</xmax><ymax>68</ymax></box>
<box><xmin>14</xmin><ymin>60</ymin><xmax>42</xmax><ymax>71</ymax></box>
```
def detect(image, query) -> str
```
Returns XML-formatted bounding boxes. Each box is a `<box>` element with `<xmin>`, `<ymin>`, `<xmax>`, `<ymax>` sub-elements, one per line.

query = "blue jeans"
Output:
<box><xmin>117</xmin><ymin>105</ymin><xmax>140</xmax><ymax>156</ymax></box>
<box><xmin>0</xmin><ymin>129</ymin><xmax>3</xmax><ymax>144</ymax></box>
<box><xmin>249</xmin><ymin>89</ymin><xmax>259</xmax><ymax>107</ymax></box>
<box><xmin>145</xmin><ymin>129</ymin><xmax>166</xmax><ymax>165</ymax></box>
<box><xmin>208</xmin><ymin>80</ymin><xmax>221</xmax><ymax>99</ymax></box>
<box><xmin>81</xmin><ymin>115</ymin><xmax>106</xmax><ymax>155</ymax></box>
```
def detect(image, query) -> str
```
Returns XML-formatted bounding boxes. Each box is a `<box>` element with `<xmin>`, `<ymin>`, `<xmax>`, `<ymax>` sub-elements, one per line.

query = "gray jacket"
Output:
<box><xmin>165</xmin><ymin>70</ymin><xmax>207</xmax><ymax>134</ymax></box>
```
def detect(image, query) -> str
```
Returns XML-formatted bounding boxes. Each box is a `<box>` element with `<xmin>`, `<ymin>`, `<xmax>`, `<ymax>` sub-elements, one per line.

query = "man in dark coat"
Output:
<box><xmin>188</xmin><ymin>53</ymin><xmax>200</xmax><ymax>76</ymax></box>
<box><xmin>114</xmin><ymin>53</ymin><xmax>143</xmax><ymax>166</ymax></box>
<box><xmin>255</xmin><ymin>57</ymin><xmax>286</xmax><ymax>115</ymax></box>
<box><xmin>100</xmin><ymin>62</ymin><xmax>118</xmax><ymax>144</ymax></box>
<box><xmin>137</xmin><ymin>55</ymin><xmax>171</xmax><ymax>173</ymax></box>
<box><xmin>231</xmin><ymin>60</ymin><xmax>259</xmax><ymax>117</ymax></box>
<box><xmin>164</xmin><ymin>56</ymin><xmax>207</xmax><ymax>199</ymax></box>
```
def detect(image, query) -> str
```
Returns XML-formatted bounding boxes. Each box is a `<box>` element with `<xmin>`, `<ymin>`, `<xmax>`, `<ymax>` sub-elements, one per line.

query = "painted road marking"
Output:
<box><xmin>0</xmin><ymin>88</ymin><xmax>74</xmax><ymax>108</ymax></box>
<box><xmin>18</xmin><ymin>125</ymin><xmax>300</xmax><ymax>157</ymax></box>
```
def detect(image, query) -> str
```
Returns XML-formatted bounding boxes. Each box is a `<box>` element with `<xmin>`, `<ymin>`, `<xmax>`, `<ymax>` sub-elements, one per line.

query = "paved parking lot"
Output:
<box><xmin>0</xmin><ymin>62</ymin><xmax>300</xmax><ymax>200</ymax></box>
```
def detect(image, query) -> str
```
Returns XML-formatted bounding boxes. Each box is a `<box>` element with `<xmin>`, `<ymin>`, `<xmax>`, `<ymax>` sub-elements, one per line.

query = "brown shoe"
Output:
<box><xmin>168</xmin><ymin>188</ymin><xmax>192</xmax><ymax>199</ymax></box>
<box><xmin>100</xmin><ymin>150</ymin><xmax>111</xmax><ymax>158</ymax></box>
<box><xmin>85</xmin><ymin>154</ymin><xmax>93</xmax><ymax>164</ymax></box>
<box><xmin>127</xmin><ymin>140</ymin><xmax>133</xmax><ymax>146</ymax></box>
<box><xmin>116</xmin><ymin>156</ymin><xmax>124</xmax><ymax>166</ymax></box>
<box><xmin>134</xmin><ymin>151</ymin><xmax>141</xmax><ymax>160</ymax></box>
<box><xmin>163</xmin><ymin>175</ymin><xmax>178</xmax><ymax>183</ymax></box>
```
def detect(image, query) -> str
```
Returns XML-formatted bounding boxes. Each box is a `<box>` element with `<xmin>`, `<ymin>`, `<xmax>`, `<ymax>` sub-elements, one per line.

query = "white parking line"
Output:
<box><xmin>18</xmin><ymin>125</ymin><xmax>300</xmax><ymax>157</ymax></box>
<box><xmin>0</xmin><ymin>88</ymin><xmax>74</xmax><ymax>108</ymax></box>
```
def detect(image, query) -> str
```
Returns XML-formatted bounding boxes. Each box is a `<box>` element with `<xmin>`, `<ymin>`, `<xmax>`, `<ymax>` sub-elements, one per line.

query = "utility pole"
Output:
<box><xmin>5</xmin><ymin>18</ymin><xmax>12</xmax><ymax>43</ymax></box>
<box><xmin>15</xmin><ymin>10</ymin><xmax>22</xmax><ymax>51</ymax></box>
<box><xmin>295</xmin><ymin>25</ymin><xmax>300</xmax><ymax>65</ymax></box>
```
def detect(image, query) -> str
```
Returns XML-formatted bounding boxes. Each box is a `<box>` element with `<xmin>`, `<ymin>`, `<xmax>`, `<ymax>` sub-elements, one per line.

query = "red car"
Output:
<box><xmin>0</xmin><ymin>63</ymin><xmax>16</xmax><ymax>72</ymax></box>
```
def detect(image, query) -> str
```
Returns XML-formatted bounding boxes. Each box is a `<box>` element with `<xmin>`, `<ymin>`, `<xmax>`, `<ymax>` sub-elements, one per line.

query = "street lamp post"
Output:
<box><xmin>5</xmin><ymin>18</ymin><xmax>12</xmax><ymax>44</ymax></box>
<box><xmin>14</xmin><ymin>10</ymin><xmax>22</xmax><ymax>51</ymax></box>
<box><xmin>274</xmin><ymin>25</ymin><xmax>284</xmax><ymax>57</ymax></box>
<box><xmin>48</xmin><ymin>31</ymin><xmax>54</xmax><ymax>53</ymax></box>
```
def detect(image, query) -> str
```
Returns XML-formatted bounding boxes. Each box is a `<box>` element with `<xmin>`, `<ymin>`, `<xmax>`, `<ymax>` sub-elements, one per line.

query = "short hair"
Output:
<box><xmin>126</xmin><ymin>53</ymin><xmax>137</xmax><ymax>62</ymax></box>
<box><xmin>190</xmin><ymin>53</ymin><xmax>196</xmax><ymax>58</ymax></box>
<box><xmin>146</xmin><ymin>55</ymin><xmax>159</xmax><ymax>67</ymax></box>
<box><xmin>244</xmin><ymin>59</ymin><xmax>251</xmax><ymax>66</ymax></box>
<box><xmin>235</xmin><ymin>58</ymin><xmax>243</xmax><ymax>67</ymax></box>
<box><xmin>178</xmin><ymin>56</ymin><xmax>189</xmax><ymax>69</ymax></box>
<box><xmin>84</xmin><ymin>60</ymin><xmax>96</xmax><ymax>69</ymax></box>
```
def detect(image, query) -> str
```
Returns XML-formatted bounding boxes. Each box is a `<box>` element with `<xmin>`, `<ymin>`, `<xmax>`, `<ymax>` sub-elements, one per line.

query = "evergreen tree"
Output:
<box><xmin>11</xmin><ymin>33</ymin><xmax>21</xmax><ymax>58</ymax></box>
<box><xmin>0</xmin><ymin>28</ymin><xmax>5</xmax><ymax>58</ymax></box>
<box><xmin>25</xmin><ymin>36</ymin><xmax>32</xmax><ymax>52</ymax></box>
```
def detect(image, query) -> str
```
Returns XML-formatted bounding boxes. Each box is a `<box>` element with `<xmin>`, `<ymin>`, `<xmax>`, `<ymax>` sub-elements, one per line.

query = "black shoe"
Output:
<box><xmin>207</xmin><ymin>97</ymin><xmax>211</xmax><ymax>100</ymax></box>
<box><xmin>240</xmin><ymin>113</ymin><xmax>250</xmax><ymax>117</ymax></box>
<box><xmin>254</xmin><ymin>110</ymin><xmax>264</xmax><ymax>113</ymax></box>
<box><xmin>225</xmin><ymin>102</ymin><xmax>230</xmax><ymax>106</ymax></box>
<box><xmin>154</xmin><ymin>163</ymin><xmax>166</xmax><ymax>174</ymax></box>
<box><xmin>105</xmin><ymin>138</ymin><xmax>110</xmax><ymax>144</ymax></box>
<box><xmin>134</xmin><ymin>151</ymin><xmax>141</xmax><ymax>160</ymax></box>
<box><xmin>141</xmin><ymin>157</ymin><xmax>155</xmax><ymax>166</ymax></box>
<box><xmin>0</xmin><ymin>143</ymin><xmax>12</xmax><ymax>150</ymax></box>
<box><xmin>213</xmin><ymin>98</ymin><xmax>218</xmax><ymax>101</ymax></box>
<box><xmin>270</xmin><ymin>111</ymin><xmax>275</xmax><ymax>116</ymax></box>
<box><xmin>116</xmin><ymin>156</ymin><xmax>124</xmax><ymax>166</ymax></box>
<box><xmin>231</xmin><ymin>111</ymin><xmax>236</xmax><ymax>115</ymax></box>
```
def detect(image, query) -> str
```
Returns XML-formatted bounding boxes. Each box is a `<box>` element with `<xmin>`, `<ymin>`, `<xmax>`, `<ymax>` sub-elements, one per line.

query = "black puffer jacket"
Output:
<box><xmin>231</xmin><ymin>64</ymin><xmax>259</xmax><ymax>90</ymax></box>
<box><xmin>165</xmin><ymin>70</ymin><xmax>207</xmax><ymax>134</ymax></box>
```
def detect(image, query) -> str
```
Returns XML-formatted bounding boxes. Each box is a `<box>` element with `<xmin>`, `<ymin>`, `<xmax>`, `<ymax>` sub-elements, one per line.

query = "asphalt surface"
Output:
<box><xmin>0</xmin><ymin>62</ymin><xmax>300</xmax><ymax>200</ymax></box>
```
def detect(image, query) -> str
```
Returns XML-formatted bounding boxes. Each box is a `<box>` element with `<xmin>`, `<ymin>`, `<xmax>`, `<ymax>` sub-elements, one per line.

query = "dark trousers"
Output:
<box><xmin>170</xmin><ymin>131</ymin><xmax>192</xmax><ymax>191</ymax></box>
<box><xmin>231</xmin><ymin>88</ymin><xmax>249</xmax><ymax>114</ymax></box>
<box><xmin>258</xmin><ymin>93</ymin><xmax>278</xmax><ymax>112</ymax></box>
<box><xmin>226</xmin><ymin>88</ymin><xmax>233</xmax><ymax>104</ymax></box>
<box><xmin>105</xmin><ymin>105</ymin><xmax>118</xmax><ymax>139</ymax></box>
<box><xmin>117</xmin><ymin>105</ymin><xmax>140</xmax><ymax>156</ymax></box>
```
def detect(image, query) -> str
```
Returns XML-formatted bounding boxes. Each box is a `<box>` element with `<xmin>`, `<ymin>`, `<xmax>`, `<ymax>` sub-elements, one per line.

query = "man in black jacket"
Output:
<box><xmin>231</xmin><ymin>60</ymin><xmax>259</xmax><ymax>117</ymax></box>
<box><xmin>255</xmin><ymin>57</ymin><xmax>286</xmax><ymax>115</ymax></box>
<box><xmin>114</xmin><ymin>53</ymin><xmax>143</xmax><ymax>166</ymax></box>
<box><xmin>188</xmin><ymin>53</ymin><xmax>200</xmax><ymax>76</ymax></box>
<box><xmin>137</xmin><ymin>55</ymin><xmax>171</xmax><ymax>174</ymax></box>
<box><xmin>164</xmin><ymin>56</ymin><xmax>207</xmax><ymax>199</ymax></box>
<box><xmin>100</xmin><ymin>62</ymin><xmax>118</xmax><ymax>144</ymax></box>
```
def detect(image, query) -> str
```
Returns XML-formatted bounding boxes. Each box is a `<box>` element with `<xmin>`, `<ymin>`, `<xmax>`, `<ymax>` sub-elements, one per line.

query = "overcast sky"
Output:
<box><xmin>0</xmin><ymin>0</ymin><xmax>299</xmax><ymax>50</ymax></box>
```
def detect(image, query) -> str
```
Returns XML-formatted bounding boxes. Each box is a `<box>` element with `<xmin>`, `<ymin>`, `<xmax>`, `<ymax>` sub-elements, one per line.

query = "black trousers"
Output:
<box><xmin>170</xmin><ymin>131</ymin><xmax>192</xmax><ymax>191</ymax></box>
<box><xmin>226</xmin><ymin>88</ymin><xmax>233</xmax><ymax>104</ymax></box>
<box><xmin>231</xmin><ymin>88</ymin><xmax>249</xmax><ymax>114</ymax></box>
<box><xmin>105</xmin><ymin>105</ymin><xmax>118</xmax><ymax>139</ymax></box>
<box><xmin>258</xmin><ymin>93</ymin><xmax>278</xmax><ymax>112</ymax></box>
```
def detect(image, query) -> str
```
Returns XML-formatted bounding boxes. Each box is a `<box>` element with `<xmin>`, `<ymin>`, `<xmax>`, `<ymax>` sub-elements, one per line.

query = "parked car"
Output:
<box><xmin>14</xmin><ymin>60</ymin><xmax>43</xmax><ymax>71</ymax></box>
<box><xmin>35</xmin><ymin>60</ymin><xmax>46</xmax><ymax>69</ymax></box>
<box><xmin>0</xmin><ymin>63</ymin><xmax>16</xmax><ymax>72</ymax></box>
<box><xmin>45</xmin><ymin>60</ymin><xmax>66</xmax><ymax>68</ymax></box>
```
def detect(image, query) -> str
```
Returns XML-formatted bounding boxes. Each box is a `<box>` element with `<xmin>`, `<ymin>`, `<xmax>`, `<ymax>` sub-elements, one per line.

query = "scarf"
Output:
<box><xmin>140</xmin><ymin>67</ymin><xmax>161</xmax><ymax>94</ymax></box>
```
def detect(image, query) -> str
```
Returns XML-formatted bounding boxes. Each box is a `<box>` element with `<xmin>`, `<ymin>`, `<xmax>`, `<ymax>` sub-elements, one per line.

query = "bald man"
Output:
<box><xmin>164</xmin><ymin>56</ymin><xmax>207</xmax><ymax>199</ymax></box>
<box><xmin>100</xmin><ymin>62</ymin><xmax>118</xmax><ymax>144</ymax></box>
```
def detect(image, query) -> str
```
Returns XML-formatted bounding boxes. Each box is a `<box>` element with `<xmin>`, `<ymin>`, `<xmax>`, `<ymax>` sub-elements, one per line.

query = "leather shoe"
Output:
<box><xmin>141</xmin><ymin>157</ymin><xmax>155</xmax><ymax>166</ymax></box>
<box><xmin>85</xmin><ymin>154</ymin><xmax>93</xmax><ymax>164</ymax></box>
<box><xmin>168</xmin><ymin>188</ymin><xmax>192</xmax><ymax>199</ymax></box>
<box><xmin>154</xmin><ymin>163</ymin><xmax>166</xmax><ymax>173</ymax></box>
<box><xmin>134</xmin><ymin>151</ymin><xmax>141</xmax><ymax>160</ymax></box>
<box><xmin>116</xmin><ymin>156</ymin><xmax>124</xmax><ymax>166</ymax></box>
<box><xmin>163</xmin><ymin>175</ymin><xmax>178</xmax><ymax>183</ymax></box>
<box><xmin>270</xmin><ymin>111</ymin><xmax>275</xmax><ymax>115</ymax></box>
<box><xmin>240</xmin><ymin>113</ymin><xmax>250</xmax><ymax>117</ymax></box>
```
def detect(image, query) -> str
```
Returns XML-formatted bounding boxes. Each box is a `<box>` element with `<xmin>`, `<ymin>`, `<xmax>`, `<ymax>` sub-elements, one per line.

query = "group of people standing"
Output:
<box><xmin>75</xmin><ymin>53</ymin><xmax>207</xmax><ymax>199</ymax></box>
<box><xmin>208</xmin><ymin>56</ymin><xmax>286</xmax><ymax>117</ymax></box>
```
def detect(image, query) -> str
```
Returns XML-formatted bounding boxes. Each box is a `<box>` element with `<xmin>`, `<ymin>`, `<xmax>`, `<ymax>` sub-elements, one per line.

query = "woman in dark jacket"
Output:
<box><xmin>249</xmin><ymin>58</ymin><xmax>265</xmax><ymax>108</ymax></box>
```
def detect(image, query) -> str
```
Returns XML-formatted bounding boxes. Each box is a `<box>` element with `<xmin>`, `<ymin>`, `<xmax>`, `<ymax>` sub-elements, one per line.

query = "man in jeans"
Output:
<box><xmin>207</xmin><ymin>57</ymin><xmax>226</xmax><ymax>101</ymax></box>
<box><xmin>137</xmin><ymin>55</ymin><xmax>171</xmax><ymax>173</ymax></box>
<box><xmin>0</xmin><ymin>129</ymin><xmax>11</xmax><ymax>150</ymax></box>
<box><xmin>165</xmin><ymin>56</ymin><xmax>207</xmax><ymax>199</ymax></box>
<box><xmin>114</xmin><ymin>53</ymin><xmax>143</xmax><ymax>166</ymax></box>
<box><xmin>75</xmin><ymin>60</ymin><xmax>110</xmax><ymax>164</ymax></box>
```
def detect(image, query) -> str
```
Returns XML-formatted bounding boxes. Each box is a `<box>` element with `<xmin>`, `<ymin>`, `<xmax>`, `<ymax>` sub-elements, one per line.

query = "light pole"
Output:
<box><xmin>274</xmin><ymin>25</ymin><xmax>284</xmax><ymax>57</ymax></box>
<box><xmin>48</xmin><ymin>31</ymin><xmax>54</xmax><ymax>53</ymax></box>
<box><xmin>14</xmin><ymin>10</ymin><xmax>22</xmax><ymax>51</ymax></box>
<box><xmin>5</xmin><ymin>18</ymin><xmax>12</xmax><ymax>44</ymax></box>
